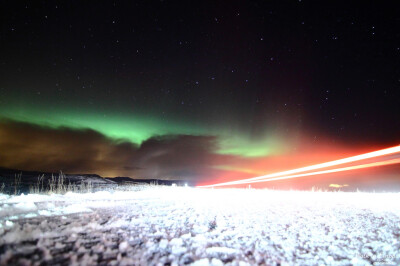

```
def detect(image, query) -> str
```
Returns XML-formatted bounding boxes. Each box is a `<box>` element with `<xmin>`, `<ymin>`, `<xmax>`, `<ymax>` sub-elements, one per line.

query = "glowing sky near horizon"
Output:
<box><xmin>199</xmin><ymin>157</ymin><xmax>400</xmax><ymax>187</ymax></box>
<box><xmin>199</xmin><ymin>145</ymin><xmax>400</xmax><ymax>187</ymax></box>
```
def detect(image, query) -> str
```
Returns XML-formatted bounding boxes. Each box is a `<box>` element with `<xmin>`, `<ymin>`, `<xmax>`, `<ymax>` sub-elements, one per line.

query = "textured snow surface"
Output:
<box><xmin>1</xmin><ymin>187</ymin><xmax>400</xmax><ymax>265</ymax></box>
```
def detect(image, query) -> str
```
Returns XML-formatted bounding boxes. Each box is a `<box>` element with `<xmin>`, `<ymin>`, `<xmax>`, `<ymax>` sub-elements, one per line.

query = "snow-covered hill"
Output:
<box><xmin>1</xmin><ymin>187</ymin><xmax>399</xmax><ymax>265</ymax></box>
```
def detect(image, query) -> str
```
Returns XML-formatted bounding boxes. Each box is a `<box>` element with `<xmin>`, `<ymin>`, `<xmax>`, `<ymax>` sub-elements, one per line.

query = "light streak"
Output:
<box><xmin>231</xmin><ymin>158</ymin><xmax>400</xmax><ymax>185</ymax></box>
<box><xmin>198</xmin><ymin>145</ymin><xmax>400</xmax><ymax>188</ymax></box>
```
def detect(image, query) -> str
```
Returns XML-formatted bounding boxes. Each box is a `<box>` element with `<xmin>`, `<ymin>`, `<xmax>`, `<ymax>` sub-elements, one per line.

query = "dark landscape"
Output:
<box><xmin>0</xmin><ymin>167</ymin><xmax>188</xmax><ymax>195</ymax></box>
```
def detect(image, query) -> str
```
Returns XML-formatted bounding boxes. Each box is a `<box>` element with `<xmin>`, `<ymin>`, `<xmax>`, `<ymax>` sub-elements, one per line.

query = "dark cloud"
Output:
<box><xmin>134</xmin><ymin>135</ymin><xmax>218</xmax><ymax>179</ymax></box>
<box><xmin>0</xmin><ymin>119</ymin><xmax>219</xmax><ymax>181</ymax></box>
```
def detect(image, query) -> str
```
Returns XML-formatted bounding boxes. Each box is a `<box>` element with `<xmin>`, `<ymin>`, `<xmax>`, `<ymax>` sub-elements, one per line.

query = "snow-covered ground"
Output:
<box><xmin>1</xmin><ymin>187</ymin><xmax>400</xmax><ymax>265</ymax></box>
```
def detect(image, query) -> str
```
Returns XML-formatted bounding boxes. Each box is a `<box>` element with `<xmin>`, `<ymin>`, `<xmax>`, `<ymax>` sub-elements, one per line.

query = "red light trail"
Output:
<box><xmin>198</xmin><ymin>145</ymin><xmax>400</xmax><ymax>188</ymax></box>
<box><xmin>230</xmin><ymin>158</ymin><xmax>400</xmax><ymax>185</ymax></box>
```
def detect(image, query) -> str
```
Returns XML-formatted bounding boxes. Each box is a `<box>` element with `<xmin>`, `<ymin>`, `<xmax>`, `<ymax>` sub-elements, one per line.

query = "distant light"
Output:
<box><xmin>185</xmin><ymin>183</ymin><xmax>188</xmax><ymax>187</ymax></box>
<box><xmin>330</xmin><ymin>184</ymin><xmax>349</xmax><ymax>188</ymax></box>
<box><xmin>172</xmin><ymin>183</ymin><xmax>177</xmax><ymax>187</ymax></box>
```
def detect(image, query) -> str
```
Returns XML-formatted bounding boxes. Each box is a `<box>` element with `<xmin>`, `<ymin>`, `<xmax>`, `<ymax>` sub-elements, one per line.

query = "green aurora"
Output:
<box><xmin>0</xmin><ymin>103</ymin><xmax>285</xmax><ymax>158</ymax></box>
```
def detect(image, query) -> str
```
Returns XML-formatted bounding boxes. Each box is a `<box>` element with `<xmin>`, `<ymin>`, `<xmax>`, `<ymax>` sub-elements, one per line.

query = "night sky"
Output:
<box><xmin>0</xmin><ymin>1</ymin><xmax>399</xmax><ymax>188</ymax></box>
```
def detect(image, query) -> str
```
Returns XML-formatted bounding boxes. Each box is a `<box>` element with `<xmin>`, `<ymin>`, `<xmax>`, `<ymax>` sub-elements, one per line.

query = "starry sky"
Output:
<box><xmin>0</xmin><ymin>1</ymin><xmax>399</xmax><ymax>189</ymax></box>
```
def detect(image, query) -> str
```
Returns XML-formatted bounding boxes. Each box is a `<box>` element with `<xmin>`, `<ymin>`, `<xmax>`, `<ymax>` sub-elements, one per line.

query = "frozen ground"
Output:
<box><xmin>0</xmin><ymin>187</ymin><xmax>400</xmax><ymax>265</ymax></box>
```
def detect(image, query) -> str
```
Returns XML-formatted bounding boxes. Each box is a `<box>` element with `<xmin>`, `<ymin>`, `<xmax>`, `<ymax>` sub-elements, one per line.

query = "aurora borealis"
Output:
<box><xmin>0</xmin><ymin>1</ymin><xmax>399</xmax><ymax>189</ymax></box>
<box><xmin>0</xmin><ymin>104</ymin><xmax>285</xmax><ymax>157</ymax></box>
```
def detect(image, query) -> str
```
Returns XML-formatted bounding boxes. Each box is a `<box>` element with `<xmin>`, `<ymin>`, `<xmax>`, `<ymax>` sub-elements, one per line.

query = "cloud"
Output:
<box><xmin>132</xmin><ymin>135</ymin><xmax>219</xmax><ymax>179</ymax></box>
<box><xmin>0</xmin><ymin>119</ymin><xmax>219</xmax><ymax>180</ymax></box>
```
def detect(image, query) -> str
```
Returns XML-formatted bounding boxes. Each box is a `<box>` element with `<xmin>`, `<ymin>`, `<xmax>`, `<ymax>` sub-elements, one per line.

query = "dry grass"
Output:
<box><xmin>1</xmin><ymin>171</ymin><xmax>158</xmax><ymax>196</ymax></box>
<box><xmin>13</xmin><ymin>173</ymin><xmax>21</xmax><ymax>195</ymax></box>
<box><xmin>29</xmin><ymin>171</ymin><xmax>93</xmax><ymax>195</ymax></box>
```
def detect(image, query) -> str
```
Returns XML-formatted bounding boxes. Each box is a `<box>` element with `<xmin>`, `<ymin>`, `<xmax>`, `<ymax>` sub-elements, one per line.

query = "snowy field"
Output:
<box><xmin>1</xmin><ymin>187</ymin><xmax>400</xmax><ymax>265</ymax></box>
